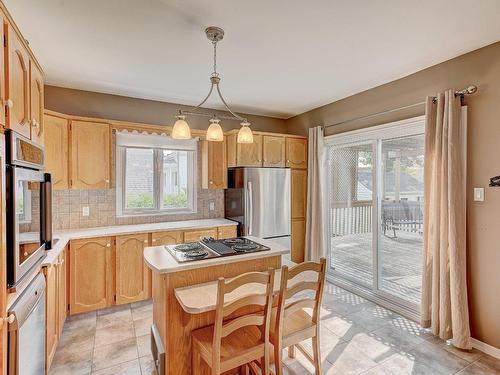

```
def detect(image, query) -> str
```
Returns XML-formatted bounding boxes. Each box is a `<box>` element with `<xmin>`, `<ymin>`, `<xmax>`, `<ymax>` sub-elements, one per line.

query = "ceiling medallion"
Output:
<box><xmin>171</xmin><ymin>26</ymin><xmax>253</xmax><ymax>143</ymax></box>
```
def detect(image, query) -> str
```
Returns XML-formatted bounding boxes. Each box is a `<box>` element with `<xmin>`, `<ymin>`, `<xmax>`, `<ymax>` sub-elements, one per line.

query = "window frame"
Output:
<box><xmin>116</xmin><ymin>145</ymin><xmax>197</xmax><ymax>217</ymax></box>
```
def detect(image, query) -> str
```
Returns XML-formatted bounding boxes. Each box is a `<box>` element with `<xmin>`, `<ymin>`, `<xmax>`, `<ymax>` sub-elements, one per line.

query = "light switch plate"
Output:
<box><xmin>474</xmin><ymin>188</ymin><xmax>484</xmax><ymax>202</ymax></box>
<box><xmin>209</xmin><ymin>201</ymin><xmax>215</xmax><ymax>211</ymax></box>
<box><xmin>82</xmin><ymin>206</ymin><xmax>90</xmax><ymax>216</ymax></box>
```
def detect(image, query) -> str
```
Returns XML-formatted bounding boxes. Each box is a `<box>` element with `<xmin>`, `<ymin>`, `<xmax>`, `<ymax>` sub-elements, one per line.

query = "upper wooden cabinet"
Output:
<box><xmin>70</xmin><ymin>120</ymin><xmax>110</xmax><ymax>189</ymax></box>
<box><xmin>0</xmin><ymin>12</ymin><xmax>6</xmax><ymax>127</ymax></box>
<box><xmin>263</xmin><ymin>136</ymin><xmax>286</xmax><ymax>167</ymax></box>
<box><xmin>286</xmin><ymin>138</ymin><xmax>307</xmax><ymax>169</ymax></box>
<box><xmin>6</xmin><ymin>25</ymin><xmax>30</xmax><ymax>138</ymax></box>
<box><xmin>44</xmin><ymin>114</ymin><xmax>69</xmax><ymax>189</ymax></box>
<box><xmin>201</xmin><ymin>139</ymin><xmax>227</xmax><ymax>189</ymax></box>
<box><xmin>69</xmin><ymin>237</ymin><xmax>113</xmax><ymax>314</ymax></box>
<box><xmin>236</xmin><ymin>134</ymin><xmax>263</xmax><ymax>167</ymax></box>
<box><xmin>151</xmin><ymin>230</ymin><xmax>183</xmax><ymax>246</ymax></box>
<box><xmin>115</xmin><ymin>234</ymin><xmax>150</xmax><ymax>305</ymax></box>
<box><xmin>29</xmin><ymin>61</ymin><xmax>44</xmax><ymax>145</ymax></box>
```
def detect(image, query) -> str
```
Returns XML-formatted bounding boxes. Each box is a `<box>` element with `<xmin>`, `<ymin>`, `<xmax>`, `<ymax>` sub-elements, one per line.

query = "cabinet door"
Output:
<box><xmin>115</xmin><ymin>234</ymin><xmax>150</xmax><ymax>305</ymax></box>
<box><xmin>44</xmin><ymin>265</ymin><xmax>58</xmax><ymax>371</ymax></box>
<box><xmin>217</xmin><ymin>226</ymin><xmax>237</xmax><ymax>239</ymax></box>
<box><xmin>6</xmin><ymin>25</ymin><xmax>30</xmax><ymax>138</ymax></box>
<box><xmin>183</xmin><ymin>228</ymin><xmax>218</xmax><ymax>243</ymax></box>
<box><xmin>69</xmin><ymin>237</ymin><xmax>113</xmax><ymax>314</ymax></box>
<box><xmin>44</xmin><ymin>114</ymin><xmax>69</xmax><ymax>189</ymax></box>
<box><xmin>263</xmin><ymin>136</ymin><xmax>285</xmax><ymax>167</ymax></box>
<box><xmin>286</xmin><ymin>138</ymin><xmax>308</xmax><ymax>169</ymax></box>
<box><xmin>29</xmin><ymin>61</ymin><xmax>44</xmax><ymax>145</ymax></box>
<box><xmin>0</xmin><ymin>14</ymin><xmax>6</xmax><ymax>127</ymax></box>
<box><xmin>236</xmin><ymin>134</ymin><xmax>262</xmax><ymax>167</ymax></box>
<box><xmin>291</xmin><ymin>218</ymin><xmax>306</xmax><ymax>263</ymax></box>
<box><xmin>226</xmin><ymin>134</ymin><xmax>237</xmax><ymax>167</ymax></box>
<box><xmin>70</xmin><ymin>121</ymin><xmax>110</xmax><ymax>189</ymax></box>
<box><xmin>151</xmin><ymin>230</ymin><xmax>183</xmax><ymax>246</ymax></box>
<box><xmin>291</xmin><ymin>169</ymin><xmax>307</xmax><ymax>219</ymax></box>
<box><xmin>201</xmin><ymin>139</ymin><xmax>227</xmax><ymax>189</ymax></box>
<box><xmin>57</xmin><ymin>247</ymin><xmax>67</xmax><ymax>337</ymax></box>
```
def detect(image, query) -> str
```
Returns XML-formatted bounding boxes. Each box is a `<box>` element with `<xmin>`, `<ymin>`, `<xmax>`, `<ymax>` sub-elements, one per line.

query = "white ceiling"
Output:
<box><xmin>5</xmin><ymin>0</ymin><xmax>500</xmax><ymax>119</ymax></box>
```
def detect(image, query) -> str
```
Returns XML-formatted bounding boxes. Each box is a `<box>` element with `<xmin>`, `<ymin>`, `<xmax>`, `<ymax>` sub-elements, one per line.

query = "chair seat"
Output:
<box><xmin>192</xmin><ymin>323</ymin><xmax>265</xmax><ymax>368</ymax></box>
<box><xmin>270</xmin><ymin>308</ymin><xmax>316</xmax><ymax>346</ymax></box>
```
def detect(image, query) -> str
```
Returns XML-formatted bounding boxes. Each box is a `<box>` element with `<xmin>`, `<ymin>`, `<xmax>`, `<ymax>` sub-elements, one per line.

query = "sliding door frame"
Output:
<box><xmin>324</xmin><ymin>115</ymin><xmax>426</xmax><ymax>321</ymax></box>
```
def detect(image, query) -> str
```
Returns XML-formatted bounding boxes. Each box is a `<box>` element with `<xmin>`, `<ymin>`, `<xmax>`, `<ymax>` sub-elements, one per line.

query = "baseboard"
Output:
<box><xmin>471</xmin><ymin>338</ymin><xmax>500</xmax><ymax>359</ymax></box>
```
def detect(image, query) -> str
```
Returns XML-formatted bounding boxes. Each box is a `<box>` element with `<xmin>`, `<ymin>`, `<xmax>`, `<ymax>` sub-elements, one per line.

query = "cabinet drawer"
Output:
<box><xmin>183</xmin><ymin>228</ymin><xmax>218</xmax><ymax>243</ymax></box>
<box><xmin>217</xmin><ymin>225</ymin><xmax>237</xmax><ymax>239</ymax></box>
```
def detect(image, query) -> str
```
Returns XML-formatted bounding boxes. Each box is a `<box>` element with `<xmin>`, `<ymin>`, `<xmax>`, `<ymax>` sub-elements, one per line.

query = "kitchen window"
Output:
<box><xmin>115</xmin><ymin>132</ymin><xmax>197</xmax><ymax>216</ymax></box>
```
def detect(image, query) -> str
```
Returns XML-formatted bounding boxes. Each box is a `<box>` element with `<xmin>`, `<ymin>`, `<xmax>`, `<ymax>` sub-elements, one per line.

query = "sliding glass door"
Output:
<box><xmin>326</xmin><ymin>117</ymin><xmax>425</xmax><ymax>312</ymax></box>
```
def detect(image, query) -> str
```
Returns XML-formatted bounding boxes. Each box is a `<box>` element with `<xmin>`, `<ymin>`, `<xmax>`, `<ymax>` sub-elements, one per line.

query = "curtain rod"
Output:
<box><xmin>322</xmin><ymin>85</ymin><xmax>477</xmax><ymax>130</ymax></box>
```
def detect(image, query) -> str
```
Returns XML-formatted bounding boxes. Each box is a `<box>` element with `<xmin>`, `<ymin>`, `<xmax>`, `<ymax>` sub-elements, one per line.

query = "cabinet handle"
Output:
<box><xmin>24</xmin><ymin>252</ymin><xmax>28</xmax><ymax>257</ymax></box>
<box><xmin>4</xmin><ymin>99</ymin><xmax>13</xmax><ymax>109</ymax></box>
<box><xmin>209</xmin><ymin>180</ymin><xmax>213</xmax><ymax>184</ymax></box>
<box><xmin>4</xmin><ymin>314</ymin><xmax>15</xmax><ymax>324</ymax></box>
<box><xmin>59</xmin><ymin>259</ymin><xmax>65</xmax><ymax>266</ymax></box>
<box><xmin>144</xmin><ymin>240</ymin><xmax>148</xmax><ymax>244</ymax></box>
<box><xmin>106</xmin><ymin>243</ymin><xmax>111</xmax><ymax>247</ymax></box>
<box><xmin>152</xmin><ymin>239</ymin><xmax>157</xmax><ymax>243</ymax></box>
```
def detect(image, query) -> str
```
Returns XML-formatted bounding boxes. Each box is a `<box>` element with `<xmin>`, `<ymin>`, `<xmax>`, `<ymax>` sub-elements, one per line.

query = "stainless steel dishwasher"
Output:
<box><xmin>7</xmin><ymin>273</ymin><xmax>46</xmax><ymax>375</ymax></box>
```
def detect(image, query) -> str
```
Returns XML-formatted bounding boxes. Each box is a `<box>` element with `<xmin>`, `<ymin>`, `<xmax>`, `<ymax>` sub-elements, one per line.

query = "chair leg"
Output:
<box><xmin>312</xmin><ymin>335</ymin><xmax>322</xmax><ymax>375</ymax></box>
<box><xmin>274</xmin><ymin>345</ymin><xmax>283</xmax><ymax>375</ymax></box>
<box><xmin>239</xmin><ymin>364</ymin><xmax>249</xmax><ymax>375</ymax></box>
<box><xmin>288</xmin><ymin>345</ymin><xmax>296</xmax><ymax>359</ymax></box>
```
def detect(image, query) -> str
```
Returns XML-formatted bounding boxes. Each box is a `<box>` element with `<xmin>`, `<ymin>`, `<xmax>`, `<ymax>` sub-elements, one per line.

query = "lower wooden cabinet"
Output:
<box><xmin>44</xmin><ymin>264</ymin><xmax>58</xmax><ymax>372</ymax></box>
<box><xmin>291</xmin><ymin>218</ymin><xmax>306</xmax><ymax>263</ymax></box>
<box><xmin>217</xmin><ymin>225</ymin><xmax>238</xmax><ymax>239</ymax></box>
<box><xmin>151</xmin><ymin>230</ymin><xmax>183</xmax><ymax>246</ymax></box>
<box><xmin>184</xmin><ymin>228</ymin><xmax>218</xmax><ymax>243</ymax></box>
<box><xmin>115</xmin><ymin>234</ymin><xmax>151</xmax><ymax>305</ymax></box>
<box><xmin>44</xmin><ymin>246</ymin><xmax>68</xmax><ymax>373</ymax></box>
<box><xmin>69</xmin><ymin>237</ymin><xmax>113</xmax><ymax>314</ymax></box>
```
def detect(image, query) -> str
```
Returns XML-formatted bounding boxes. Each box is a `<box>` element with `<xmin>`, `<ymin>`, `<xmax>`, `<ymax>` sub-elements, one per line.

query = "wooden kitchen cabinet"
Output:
<box><xmin>44</xmin><ymin>114</ymin><xmax>69</xmax><ymax>189</ymax></box>
<box><xmin>69</xmin><ymin>237</ymin><xmax>113</xmax><ymax>314</ymax></box>
<box><xmin>0</xmin><ymin>11</ymin><xmax>6</xmax><ymax>127</ymax></box>
<box><xmin>57</xmin><ymin>247</ymin><xmax>67</xmax><ymax>337</ymax></box>
<box><xmin>183</xmin><ymin>228</ymin><xmax>218</xmax><ymax>243</ymax></box>
<box><xmin>29</xmin><ymin>60</ymin><xmax>44</xmax><ymax>145</ymax></box>
<box><xmin>5</xmin><ymin>24</ymin><xmax>30</xmax><ymax>138</ymax></box>
<box><xmin>291</xmin><ymin>169</ymin><xmax>307</xmax><ymax>219</ymax></box>
<box><xmin>217</xmin><ymin>225</ymin><xmax>238</xmax><ymax>239</ymax></box>
<box><xmin>201</xmin><ymin>139</ymin><xmax>227</xmax><ymax>189</ymax></box>
<box><xmin>115</xmin><ymin>234</ymin><xmax>151</xmax><ymax>304</ymax></box>
<box><xmin>286</xmin><ymin>138</ymin><xmax>308</xmax><ymax>169</ymax></box>
<box><xmin>263</xmin><ymin>136</ymin><xmax>286</xmax><ymax>167</ymax></box>
<box><xmin>151</xmin><ymin>230</ymin><xmax>183</xmax><ymax>246</ymax></box>
<box><xmin>291</xmin><ymin>218</ymin><xmax>306</xmax><ymax>263</ymax></box>
<box><xmin>70</xmin><ymin>120</ymin><xmax>110</xmax><ymax>189</ymax></box>
<box><xmin>236</xmin><ymin>134</ymin><xmax>263</xmax><ymax>167</ymax></box>
<box><xmin>44</xmin><ymin>264</ymin><xmax>58</xmax><ymax>372</ymax></box>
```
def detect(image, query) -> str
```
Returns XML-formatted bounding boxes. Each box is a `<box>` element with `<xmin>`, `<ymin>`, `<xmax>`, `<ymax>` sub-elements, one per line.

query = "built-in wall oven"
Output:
<box><xmin>6</xmin><ymin>130</ymin><xmax>52</xmax><ymax>289</ymax></box>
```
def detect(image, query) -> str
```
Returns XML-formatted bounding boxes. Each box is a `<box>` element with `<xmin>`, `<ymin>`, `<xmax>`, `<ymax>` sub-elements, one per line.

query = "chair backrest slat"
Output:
<box><xmin>284</xmin><ymin>298</ymin><xmax>316</xmax><ymax>319</ymax></box>
<box><xmin>285</xmin><ymin>281</ymin><xmax>319</xmax><ymax>300</ymax></box>
<box><xmin>212</xmin><ymin>269</ymin><xmax>275</xmax><ymax>366</ymax></box>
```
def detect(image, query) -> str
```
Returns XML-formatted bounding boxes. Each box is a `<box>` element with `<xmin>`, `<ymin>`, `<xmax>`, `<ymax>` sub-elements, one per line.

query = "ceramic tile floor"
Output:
<box><xmin>49</xmin><ymin>284</ymin><xmax>500</xmax><ymax>375</ymax></box>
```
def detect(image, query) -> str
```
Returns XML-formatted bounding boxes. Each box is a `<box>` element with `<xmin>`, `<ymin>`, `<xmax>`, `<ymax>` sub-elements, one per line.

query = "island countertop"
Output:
<box><xmin>143</xmin><ymin>236</ymin><xmax>289</xmax><ymax>274</ymax></box>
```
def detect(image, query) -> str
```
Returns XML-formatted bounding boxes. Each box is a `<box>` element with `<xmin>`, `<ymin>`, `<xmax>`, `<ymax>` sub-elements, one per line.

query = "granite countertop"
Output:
<box><xmin>143</xmin><ymin>236</ymin><xmax>289</xmax><ymax>274</ymax></box>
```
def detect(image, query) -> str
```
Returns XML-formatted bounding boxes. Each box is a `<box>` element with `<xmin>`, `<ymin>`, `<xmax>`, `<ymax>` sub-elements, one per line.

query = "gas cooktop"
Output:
<box><xmin>166</xmin><ymin>237</ymin><xmax>270</xmax><ymax>263</ymax></box>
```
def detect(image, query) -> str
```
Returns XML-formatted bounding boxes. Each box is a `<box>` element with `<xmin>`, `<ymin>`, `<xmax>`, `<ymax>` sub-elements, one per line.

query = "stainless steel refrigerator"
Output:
<box><xmin>225</xmin><ymin>167</ymin><xmax>291</xmax><ymax>244</ymax></box>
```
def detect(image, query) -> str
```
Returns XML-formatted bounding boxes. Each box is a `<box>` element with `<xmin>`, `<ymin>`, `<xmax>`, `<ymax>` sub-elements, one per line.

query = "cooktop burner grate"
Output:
<box><xmin>232</xmin><ymin>243</ymin><xmax>259</xmax><ymax>252</ymax></box>
<box><xmin>184</xmin><ymin>249</ymin><xmax>209</xmax><ymax>258</ymax></box>
<box><xmin>174</xmin><ymin>243</ymin><xmax>202</xmax><ymax>252</ymax></box>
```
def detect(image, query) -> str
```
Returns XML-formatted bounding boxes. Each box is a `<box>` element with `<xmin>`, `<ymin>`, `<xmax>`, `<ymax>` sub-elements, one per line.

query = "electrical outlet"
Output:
<box><xmin>82</xmin><ymin>206</ymin><xmax>90</xmax><ymax>216</ymax></box>
<box><xmin>209</xmin><ymin>201</ymin><xmax>215</xmax><ymax>211</ymax></box>
<box><xmin>474</xmin><ymin>188</ymin><xmax>485</xmax><ymax>202</ymax></box>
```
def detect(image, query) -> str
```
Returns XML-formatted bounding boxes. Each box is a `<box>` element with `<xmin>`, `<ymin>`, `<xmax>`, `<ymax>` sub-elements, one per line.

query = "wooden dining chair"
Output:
<box><xmin>191</xmin><ymin>269</ymin><xmax>275</xmax><ymax>375</ymax></box>
<box><xmin>270</xmin><ymin>258</ymin><xmax>326</xmax><ymax>375</ymax></box>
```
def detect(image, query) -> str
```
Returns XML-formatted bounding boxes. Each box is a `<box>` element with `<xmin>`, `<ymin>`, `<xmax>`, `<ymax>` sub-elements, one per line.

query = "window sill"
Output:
<box><xmin>116</xmin><ymin>210</ymin><xmax>197</xmax><ymax>218</ymax></box>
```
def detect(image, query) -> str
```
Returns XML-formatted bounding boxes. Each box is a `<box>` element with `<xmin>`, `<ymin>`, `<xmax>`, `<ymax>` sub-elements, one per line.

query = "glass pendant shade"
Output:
<box><xmin>171</xmin><ymin>115</ymin><xmax>191</xmax><ymax>140</ymax></box>
<box><xmin>206</xmin><ymin>118</ymin><xmax>224</xmax><ymax>141</ymax></box>
<box><xmin>237</xmin><ymin>121</ymin><xmax>253</xmax><ymax>144</ymax></box>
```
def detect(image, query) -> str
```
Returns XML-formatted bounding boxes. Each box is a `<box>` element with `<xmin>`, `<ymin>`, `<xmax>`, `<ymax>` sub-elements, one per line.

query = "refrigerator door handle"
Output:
<box><xmin>247</xmin><ymin>181</ymin><xmax>253</xmax><ymax>236</ymax></box>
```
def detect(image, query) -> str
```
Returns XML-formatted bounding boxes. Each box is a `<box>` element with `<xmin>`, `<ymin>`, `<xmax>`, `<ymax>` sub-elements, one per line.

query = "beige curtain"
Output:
<box><xmin>421</xmin><ymin>90</ymin><xmax>471</xmax><ymax>350</ymax></box>
<box><xmin>305</xmin><ymin>126</ymin><xmax>326</xmax><ymax>261</ymax></box>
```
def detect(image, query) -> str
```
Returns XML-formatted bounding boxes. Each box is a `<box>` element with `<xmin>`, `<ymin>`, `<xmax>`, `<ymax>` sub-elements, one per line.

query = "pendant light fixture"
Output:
<box><xmin>171</xmin><ymin>26</ymin><xmax>253</xmax><ymax>143</ymax></box>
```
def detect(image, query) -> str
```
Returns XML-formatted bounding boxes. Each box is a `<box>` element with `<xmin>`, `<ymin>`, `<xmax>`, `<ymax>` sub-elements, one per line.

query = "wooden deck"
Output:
<box><xmin>330</xmin><ymin>231</ymin><xmax>422</xmax><ymax>305</ymax></box>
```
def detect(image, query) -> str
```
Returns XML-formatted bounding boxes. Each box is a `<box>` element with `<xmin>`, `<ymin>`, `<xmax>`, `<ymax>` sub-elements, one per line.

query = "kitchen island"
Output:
<box><xmin>143</xmin><ymin>236</ymin><xmax>289</xmax><ymax>375</ymax></box>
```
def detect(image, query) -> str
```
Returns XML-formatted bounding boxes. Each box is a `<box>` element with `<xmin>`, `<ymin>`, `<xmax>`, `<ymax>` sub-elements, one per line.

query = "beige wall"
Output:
<box><xmin>286</xmin><ymin>41</ymin><xmax>500</xmax><ymax>348</ymax></box>
<box><xmin>44</xmin><ymin>85</ymin><xmax>288</xmax><ymax>133</ymax></box>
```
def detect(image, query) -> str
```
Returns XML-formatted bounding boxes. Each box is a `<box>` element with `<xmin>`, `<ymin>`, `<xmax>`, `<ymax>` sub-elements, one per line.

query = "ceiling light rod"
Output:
<box><xmin>180</xmin><ymin>110</ymin><xmax>244</xmax><ymax>122</ymax></box>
